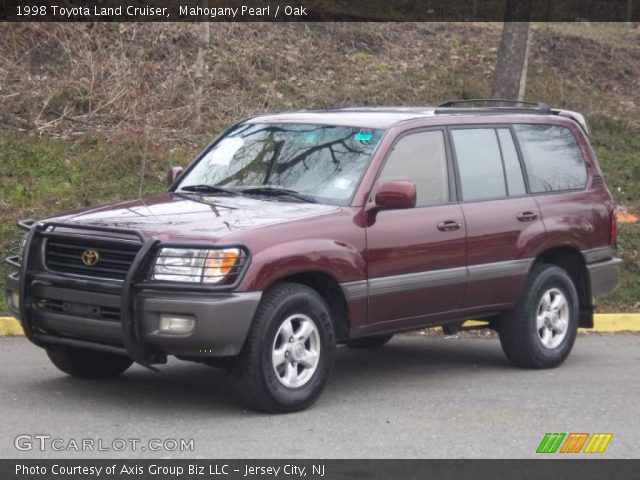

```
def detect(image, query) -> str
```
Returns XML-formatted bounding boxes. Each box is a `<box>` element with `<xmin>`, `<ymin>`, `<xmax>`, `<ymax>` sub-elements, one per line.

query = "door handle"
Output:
<box><xmin>437</xmin><ymin>220</ymin><xmax>461</xmax><ymax>232</ymax></box>
<box><xmin>517</xmin><ymin>211</ymin><xmax>538</xmax><ymax>222</ymax></box>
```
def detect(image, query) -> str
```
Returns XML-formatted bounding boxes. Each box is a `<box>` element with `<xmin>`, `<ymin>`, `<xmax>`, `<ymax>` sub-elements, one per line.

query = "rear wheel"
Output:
<box><xmin>232</xmin><ymin>283</ymin><xmax>336</xmax><ymax>413</ymax></box>
<box><xmin>498</xmin><ymin>263</ymin><xmax>579</xmax><ymax>369</ymax></box>
<box><xmin>46</xmin><ymin>346</ymin><xmax>133</xmax><ymax>379</ymax></box>
<box><xmin>344</xmin><ymin>334</ymin><xmax>393</xmax><ymax>348</ymax></box>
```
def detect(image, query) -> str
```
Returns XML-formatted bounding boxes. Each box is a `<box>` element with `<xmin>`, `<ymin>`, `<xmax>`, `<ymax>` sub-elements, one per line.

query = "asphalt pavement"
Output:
<box><xmin>1</xmin><ymin>334</ymin><xmax>638</xmax><ymax>459</ymax></box>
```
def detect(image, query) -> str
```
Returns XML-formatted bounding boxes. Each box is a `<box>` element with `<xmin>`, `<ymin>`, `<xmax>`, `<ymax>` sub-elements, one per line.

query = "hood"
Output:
<box><xmin>45</xmin><ymin>193</ymin><xmax>339</xmax><ymax>243</ymax></box>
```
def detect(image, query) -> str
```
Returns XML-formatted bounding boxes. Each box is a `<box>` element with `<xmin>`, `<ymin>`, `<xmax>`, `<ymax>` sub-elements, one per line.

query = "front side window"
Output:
<box><xmin>514</xmin><ymin>124</ymin><xmax>587</xmax><ymax>193</ymax></box>
<box><xmin>377</xmin><ymin>130</ymin><xmax>449</xmax><ymax>207</ymax></box>
<box><xmin>177</xmin><ymin>123</ymin><xmax>384</xmax><ymax>205</ymax></box>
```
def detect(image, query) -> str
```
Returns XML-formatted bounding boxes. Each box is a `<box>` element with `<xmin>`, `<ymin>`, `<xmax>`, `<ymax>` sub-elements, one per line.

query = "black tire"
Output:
<box><xmin>232</xmin><ymin>282</ymin><xmax>336</xmax><ymax>413</ymax></box>
<box><xmin>344</xmin><ymin>334</ymin><xmax>393</xmax><ymax>348</ymax></box>
<box><xmin>46</xmin><ymin>346</ymin><xmax>133</xmax><ymax>379</ymax></box>
<box><xmin>498</xmin><ymin>263</ymin><xmax>579</xmax><ymax>369</ymax></box>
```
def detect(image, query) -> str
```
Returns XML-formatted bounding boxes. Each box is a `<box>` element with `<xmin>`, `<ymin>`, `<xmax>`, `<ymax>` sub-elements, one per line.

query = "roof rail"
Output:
<box><xmin>437</xmin><ymin>98</ymin><xmax>551</xmax><ymax>112</ymax></box>
<box><xmin>435</xmin><ymin>99</ymin><xmax>589</xmax><ymax>135</ymax></box>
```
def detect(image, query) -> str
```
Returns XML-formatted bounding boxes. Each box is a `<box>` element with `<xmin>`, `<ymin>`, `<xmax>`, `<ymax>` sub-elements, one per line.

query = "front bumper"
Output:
<box><xmin>6</xmin><ymin>274</ymin><xmax>261</xmax><ymax>358</ymax></box>
<box><xmin>587</xmin><ymin>257</ymin><xmax>624</xmax><ymax>298</ymax></box>
<box><xmin>5</xmin><ymin>220</ymin><xmax>258</xmax><ymax>365</ymax></box>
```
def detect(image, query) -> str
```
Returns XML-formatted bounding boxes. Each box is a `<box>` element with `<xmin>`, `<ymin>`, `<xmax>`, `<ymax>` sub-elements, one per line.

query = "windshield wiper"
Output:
<box><xmin>178</xmin><ymin>184</ymin><xmax>241</xmax><ymax>196</ymax></box>
<box><xmin>240</xmin><ymin>186</ymin><xmax>317</xmax><ymax>203</ymax></box>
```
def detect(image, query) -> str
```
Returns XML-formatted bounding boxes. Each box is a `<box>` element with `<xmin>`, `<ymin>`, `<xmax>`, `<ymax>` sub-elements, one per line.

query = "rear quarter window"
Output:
<box><xmin>514</xmin><ymin>124</ymin><xmax>588</xmax><ymax>193</ymax></box>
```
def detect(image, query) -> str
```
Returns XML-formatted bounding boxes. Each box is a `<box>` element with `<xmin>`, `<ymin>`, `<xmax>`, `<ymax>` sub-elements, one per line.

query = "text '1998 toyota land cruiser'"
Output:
<box><xmin>5</xmin><ymin>100</ymin><xmax>623</xmax><ymax>412</ymax></box>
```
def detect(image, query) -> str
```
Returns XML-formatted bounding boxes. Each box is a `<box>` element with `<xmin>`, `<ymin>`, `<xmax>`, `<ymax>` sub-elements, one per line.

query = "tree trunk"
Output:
<box><xmin>492</xmin><ymin>0</ymin><xmax>532</xmax><ymax>100</ymax></box>
<box><xmin>517</xmin><ymin>27</ymin><xmax>531</xmax><ymax>100</ymax></box>
<box><xmin>193</xmin><ymin>21</ymin><xmax>210</xmax><ymax>130</ymax></box>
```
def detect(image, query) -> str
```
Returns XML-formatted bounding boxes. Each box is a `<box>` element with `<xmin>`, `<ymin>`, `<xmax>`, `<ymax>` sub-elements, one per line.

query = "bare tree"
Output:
<box><xmin>492</xmin><ymin>0</ymin><xmax>533</xmax><ymax>100</ymax></box>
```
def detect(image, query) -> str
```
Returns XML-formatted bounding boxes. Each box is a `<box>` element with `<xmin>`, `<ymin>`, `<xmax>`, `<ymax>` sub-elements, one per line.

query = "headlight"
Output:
<box><xmin>151</xmin><ymin>247</ymin><xmax>242</xmax><ymax>284</ymax></box>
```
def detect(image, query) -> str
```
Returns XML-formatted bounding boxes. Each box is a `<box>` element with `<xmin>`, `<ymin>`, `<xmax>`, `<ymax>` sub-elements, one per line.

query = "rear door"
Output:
<box><xmin>366</xmin><ymin>128</ymin><xmax>467</xmax><ymax>326</ymax></box>
<box><xmin>513</xmin><ymin>123</ymin><xmax>601</xmax><ymax>249</ymax></box>
<box><xmin>449</xmin><ymin>126</ymin><xmax>546</xmax><ymax>309</ymax></box>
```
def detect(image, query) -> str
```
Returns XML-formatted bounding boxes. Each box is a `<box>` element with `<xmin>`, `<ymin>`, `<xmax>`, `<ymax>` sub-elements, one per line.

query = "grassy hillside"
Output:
<box><xmin>0</xmin><ymin>22</ymin><xmax>638</xmax><ymax>313</ymax></box>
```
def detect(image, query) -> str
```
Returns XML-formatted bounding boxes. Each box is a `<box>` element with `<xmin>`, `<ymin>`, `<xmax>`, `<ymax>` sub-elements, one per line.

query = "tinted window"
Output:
<box><xmin>451</xmin><ymin>129</ymin><xmax>506</xmax><ymax>201</ymax></box>
<box><xmin>514</xmin><ymin>124</ymin><xmax>587</xmax><ymax>193</ymax></box>
<box><xmin>497</xmin><ymin>128</ymin><xmax>527</xmax><ymax>196</ymax></box>
<box><xmin>377</xmin><ymin>130</ymin><xmax>449</xmax><ymax>207</ymax></box>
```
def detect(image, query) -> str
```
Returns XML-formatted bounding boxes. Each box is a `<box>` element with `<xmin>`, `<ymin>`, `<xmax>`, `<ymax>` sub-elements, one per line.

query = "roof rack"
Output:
<box><xmin>435</xmin><ymin>99</ymin><xmax>589</xmax><ymax>134</ymax></box>
<box><xmin>437</xmin><ymin>99</ymin><xmax>551</xmax><ymax>112</ymax></box>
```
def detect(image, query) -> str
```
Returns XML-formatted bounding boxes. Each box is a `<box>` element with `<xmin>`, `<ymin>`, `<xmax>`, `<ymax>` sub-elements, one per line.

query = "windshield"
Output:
<box><xmin>176</xmin><ymin>123</ymin><xmax>384</xmax><ymax>205</ymax></box>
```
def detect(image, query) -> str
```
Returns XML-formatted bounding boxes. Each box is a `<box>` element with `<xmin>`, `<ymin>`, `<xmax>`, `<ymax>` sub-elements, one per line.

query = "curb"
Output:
<box><xmin>1</xmin><ymin>314</ymin><xmax>639</xmax><ymax>337</ymax></box>
<box><xmin>0</xmin><ymin>317</ymin><xmax>25</xmax><ymax>336</ymax></box>
<box><xmin>579</xmin><ymin>313</ymin><xmax>640</xmax><ymax>332</ymax></box>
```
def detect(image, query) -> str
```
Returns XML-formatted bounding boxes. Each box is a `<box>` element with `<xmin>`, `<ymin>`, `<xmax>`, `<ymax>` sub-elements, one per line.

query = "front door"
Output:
<box><xmin>366</xmin><ymin>129</ymin><xmax>467</xmax><ymax>326</ymax></box>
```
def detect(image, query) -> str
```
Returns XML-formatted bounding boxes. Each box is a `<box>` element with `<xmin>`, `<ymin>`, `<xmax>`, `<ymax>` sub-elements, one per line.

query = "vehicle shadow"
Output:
<box><xmin>331</xmin><ymin>336</ymin><xmax>512</xmax><ymax>385</ymax></box>
<box><xmin>28</xmin><ymin>336</ymin><xmax>516</xmax><ymax>415</ymax></box>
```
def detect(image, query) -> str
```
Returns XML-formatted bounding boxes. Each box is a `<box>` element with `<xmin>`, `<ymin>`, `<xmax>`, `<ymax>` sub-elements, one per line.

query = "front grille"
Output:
<box><xmin>45</xmin><ymin>236</ymin><xmax>141</xmax><ymax>280</ymax></box>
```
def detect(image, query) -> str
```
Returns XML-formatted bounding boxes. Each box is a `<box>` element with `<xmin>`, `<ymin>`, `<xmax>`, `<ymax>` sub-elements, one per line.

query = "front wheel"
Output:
<box><xmin>232</xmin><ymin>283</ymin><xmax>336</xmax><ymax>413</ymax></box>
<box><xmin>46</xmin><ymin>346</ymin><xmax>133</xmax><ymax>379</ymax></box>
<box><xmin>498</xmin><ymin>263</ymin><xmax>579</xmax><ymax>369</ymax></box>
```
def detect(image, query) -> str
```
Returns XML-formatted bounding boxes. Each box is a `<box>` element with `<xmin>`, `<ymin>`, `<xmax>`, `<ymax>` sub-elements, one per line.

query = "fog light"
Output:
<box><xmin>159</xmin><ymin>314</ymin><xmax>195</xmax><ymax>334</ymax></box>
<box><xmin>8</xmin><ymin>291</ymin><xmax>20</xmax><ymax>310</ymax></box>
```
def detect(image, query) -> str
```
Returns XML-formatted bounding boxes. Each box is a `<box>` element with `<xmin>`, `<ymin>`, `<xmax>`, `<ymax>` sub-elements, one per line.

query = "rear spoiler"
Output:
<box><xmin>553</xmin><ymin>109</ymin><xmax>589</xmax><ymax>135</ymax></box>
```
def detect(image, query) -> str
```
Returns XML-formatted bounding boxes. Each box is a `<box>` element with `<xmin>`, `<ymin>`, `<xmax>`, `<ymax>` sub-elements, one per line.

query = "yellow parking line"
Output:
<box><xmin>1</xmin><ymin>314</ymin><xmax>639</xmax><ymax>337</ymax></box>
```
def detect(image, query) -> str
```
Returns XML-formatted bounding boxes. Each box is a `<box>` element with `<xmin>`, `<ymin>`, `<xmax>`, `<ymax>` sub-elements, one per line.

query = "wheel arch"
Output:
<box><xmin>266</xmin><ymin>271</ymin><xmax>351</xmax><ymax>341</ymax></box>
<box><xmin>532</xmin><ymin>246</ymin><xmax>593</xmax><ymax>328</ymax></box>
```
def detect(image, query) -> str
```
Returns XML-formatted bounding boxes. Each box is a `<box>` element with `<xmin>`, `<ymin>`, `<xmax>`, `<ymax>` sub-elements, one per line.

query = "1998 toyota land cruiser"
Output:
<box><xmin>5</xmin><ymin>100</ymin><xmax>622</xmax><ymax>413</ymax></box>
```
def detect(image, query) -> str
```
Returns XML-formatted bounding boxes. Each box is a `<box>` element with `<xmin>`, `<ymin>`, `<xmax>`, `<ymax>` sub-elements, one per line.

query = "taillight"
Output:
<box><xmin>609</xmin><ymin>209</ymin><xmax>618</xmax><ymax>248</ymax></box>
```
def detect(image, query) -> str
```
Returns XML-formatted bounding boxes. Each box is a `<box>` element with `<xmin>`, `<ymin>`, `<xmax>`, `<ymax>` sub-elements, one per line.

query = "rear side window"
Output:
<box><xmin>378</xmin><ymin>130</ymin><xmax>449</xmax><ymax>207</ymax></box>
<box><xmin>514</xmin><ymin>124</ymin><xmax>587</xmax><ymax>193</ymax></box>
<box><xmin>451</xmin><ymin>129</ymin><xmax>507</xmax><ymax>201</ymax></box>
<box><xmin>497</xmin><ymin>128</ymin><xmax>527</xmax><ymax>196</ymax></box>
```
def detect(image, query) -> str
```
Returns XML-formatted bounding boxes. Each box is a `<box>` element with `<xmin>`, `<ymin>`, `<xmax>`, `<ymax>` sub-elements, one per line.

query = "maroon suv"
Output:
<box><xmin>5</xmin><ymin>100</ymin><xmax>622</xmax><ymax>412</ymax></box>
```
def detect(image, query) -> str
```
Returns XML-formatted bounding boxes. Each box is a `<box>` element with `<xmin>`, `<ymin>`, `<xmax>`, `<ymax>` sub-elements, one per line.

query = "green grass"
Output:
<box><xmin>0</xmin><ymin>129</ymin><xmax>193</xmax><ymax>314</ymax></box>
<box><xmin>589</xmin><ymin>116</ymin><xmax>640</xmax><ymax>206</ymax></box>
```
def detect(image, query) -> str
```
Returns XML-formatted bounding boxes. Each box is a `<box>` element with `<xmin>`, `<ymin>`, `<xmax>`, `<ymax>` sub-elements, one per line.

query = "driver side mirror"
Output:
<box><xmin>167</xmin><ymin>166</ymin><xmax>184</xmax><ymax>186</ymax></box>
<box><xmin>373</xmin><ymin>181</ymin><xmax>417</xmax><ymax>210</ymax></box>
